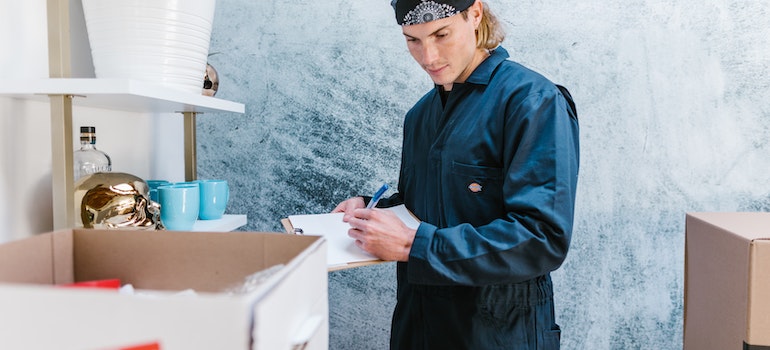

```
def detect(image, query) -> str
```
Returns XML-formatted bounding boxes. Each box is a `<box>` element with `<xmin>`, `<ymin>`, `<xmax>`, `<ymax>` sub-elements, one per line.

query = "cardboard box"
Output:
<box><xmin>0</xmin><ymin>229</ymin><xmax>328</xmax><ymax>350</ymax></box>
<box><xmin>684</xmin><ymin>212</ymin><xmax>770</xmax><ymax>350</ymax></box>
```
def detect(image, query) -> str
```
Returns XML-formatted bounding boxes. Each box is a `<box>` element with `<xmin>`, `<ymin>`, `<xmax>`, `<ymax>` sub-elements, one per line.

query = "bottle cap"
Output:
<box><xmin>80</xmin><ymin>126</ymin><xmax>97</xmax><ymax>143</ymax></box>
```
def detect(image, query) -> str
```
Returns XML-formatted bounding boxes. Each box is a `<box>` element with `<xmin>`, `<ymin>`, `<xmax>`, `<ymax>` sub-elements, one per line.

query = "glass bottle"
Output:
<box><xmin>74</xmin><ymin>126</ymin><xmax>112</xmax><ymax>181</ymax></box>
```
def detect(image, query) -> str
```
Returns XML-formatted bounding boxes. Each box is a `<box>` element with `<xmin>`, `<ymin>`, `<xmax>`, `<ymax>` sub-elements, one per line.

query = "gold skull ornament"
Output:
<box><xmin>74</xmin><ymin>172</ymin><xmax>161</xmax><ymax>230</ymax></box>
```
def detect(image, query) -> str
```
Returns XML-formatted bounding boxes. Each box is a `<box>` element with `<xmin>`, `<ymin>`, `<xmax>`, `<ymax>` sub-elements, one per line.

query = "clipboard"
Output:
<box><xmin>282</xmin><ymin>205</ymin><xmax>420</xmax><ymax>272</ymax></box>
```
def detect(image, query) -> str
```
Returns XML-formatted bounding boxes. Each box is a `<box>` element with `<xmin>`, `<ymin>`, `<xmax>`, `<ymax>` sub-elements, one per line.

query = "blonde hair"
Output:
<box><xmin>462</xmin><ymin>2</ymin><xmax>505</xmax><ymax>50</ymax></box>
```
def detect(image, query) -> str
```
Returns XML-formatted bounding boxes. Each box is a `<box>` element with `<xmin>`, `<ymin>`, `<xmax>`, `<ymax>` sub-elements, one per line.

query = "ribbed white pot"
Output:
<box><xmin>81</xmin><ymin>0</ymin><xmax>217</xmax><ymax>94</ymax></box>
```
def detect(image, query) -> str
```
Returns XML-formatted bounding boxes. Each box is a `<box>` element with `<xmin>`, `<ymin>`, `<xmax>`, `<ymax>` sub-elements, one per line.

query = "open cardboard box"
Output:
<box><xmin>0</xmin><ymin>229</ymin><xmax>328</xmax><ymax>350</ymax></box>
<box><xmin>684</xmin><ymin>212</ymin><xmax>770</xmax><ymax>350</ymax></box>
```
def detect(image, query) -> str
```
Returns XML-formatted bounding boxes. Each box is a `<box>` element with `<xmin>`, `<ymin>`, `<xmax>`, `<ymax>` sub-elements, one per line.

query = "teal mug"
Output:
<box><xmin>198</xmin><ymin>179</ymin><xmax>229</xmax><ymax>220</ymax></box>
<box><xmin>146</xmin><ymin>179</ymin><xmax>170</xmax><ymax>203</ymax></box>
<box><xmin>158</xmin><ymin>183</ymin><xmax>200</xmax><ymax>230</ymax></box>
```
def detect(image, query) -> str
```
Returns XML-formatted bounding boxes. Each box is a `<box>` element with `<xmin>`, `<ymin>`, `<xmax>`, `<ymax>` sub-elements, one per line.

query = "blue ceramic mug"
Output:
<box><xmin>158</xmin><ymin>183</ymin><xmax>200</xmax><ymax>231</ymax></box>
<box><xmin>198</xmin><ymin>179</ymin><xmax>229</xmax><ymax>220</ymax></box>
<box><xmin>146</xmin><ymin>179</ymin><xmax>170</xmax><ymax>203</ymax></box>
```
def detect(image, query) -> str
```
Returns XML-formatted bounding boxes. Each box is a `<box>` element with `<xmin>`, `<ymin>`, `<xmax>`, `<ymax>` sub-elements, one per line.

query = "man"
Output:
<box><xmin>333</xmin><ymin>0</ymin><xmax>579</xmax><ymax>348</ymax></box>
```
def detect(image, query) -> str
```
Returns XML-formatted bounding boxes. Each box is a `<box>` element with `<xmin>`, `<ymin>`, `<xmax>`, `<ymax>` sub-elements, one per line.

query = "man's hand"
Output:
<box><xmin>331</xmin><ymin>197</ymin><xmax>366</xmax><ymax>221</ymax></box>
<box><xmin>346</xmin><ymin>208</ymin><xmax>416</xmax><ymax>262</ymax></box>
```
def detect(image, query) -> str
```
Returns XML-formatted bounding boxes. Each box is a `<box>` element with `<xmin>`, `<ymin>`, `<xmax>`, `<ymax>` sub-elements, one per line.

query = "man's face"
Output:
<box><xmin>401</xmin><ymin>2</ymin><xmax>481</xmax><ymax>91</ymax></box>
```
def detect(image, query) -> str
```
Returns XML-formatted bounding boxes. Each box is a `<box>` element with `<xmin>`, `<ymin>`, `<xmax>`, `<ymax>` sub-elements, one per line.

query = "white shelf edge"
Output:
<box><xmin>191</xmin><ymin>214</ymin><xmax>248</xmax><ymax>232</ymax></box>
<box><xmin>0</xmin><ymin>78</ymin><xmax>245</xmax><ymax>114</ymax></box>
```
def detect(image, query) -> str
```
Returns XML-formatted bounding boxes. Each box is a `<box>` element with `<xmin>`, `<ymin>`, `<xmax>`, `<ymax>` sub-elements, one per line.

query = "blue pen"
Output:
<box><xmin>366</xmin><ymin>183</ymin><xmax>389</xmax><ymax>209</ymax></box>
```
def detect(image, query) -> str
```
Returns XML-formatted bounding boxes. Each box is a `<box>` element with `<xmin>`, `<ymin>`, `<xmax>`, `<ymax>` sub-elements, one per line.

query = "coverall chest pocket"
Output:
<box><xmin>450</xmin><ymin>161</ymin><xmax>504</xmax><ymax>200</ymax></box>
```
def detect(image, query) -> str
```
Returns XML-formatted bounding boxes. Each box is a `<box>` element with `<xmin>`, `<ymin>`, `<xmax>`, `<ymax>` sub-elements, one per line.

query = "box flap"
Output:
<box><xmin>251</xmin><ymin>233</ymin><xmax>328</xmax><ymax>349</ymax></box>
<box><xmin>52</xmin><ymin>230</ymin><xmax>75</xmax><ymax>284</ymax></box>
<box><xmin>687</xmin><ymin>212</ymin><xmax>770</xmax><ymax>241</ymax></box>
<box><xmin>71</xmin><ymin>229</ymin><xmax>320</xmax><ymax>293</ymax></box>
<box><xmin>0</xmin><ymin>283</ymin><xmax>252</xmax><ymax>350</ymax></box>
<box><xmin>0</xmin><ymin>232</ymin><xmax>56</xmax><ymax>284</ymax></box>
<box><xmin>747</xmin><ymin>240</ymin><xmax>770</xmax><ymax>346</ymax></box>
<box><xmin>684</xmin><ymin>213</ymin><xmax>751</xmax><ymax>349</ymax></box>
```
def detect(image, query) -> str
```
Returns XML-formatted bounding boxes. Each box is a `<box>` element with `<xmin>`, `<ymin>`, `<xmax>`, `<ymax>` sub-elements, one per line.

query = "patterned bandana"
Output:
<box><xmin>391</xmin><ymin>0</ymin><xmax>475</xmax><ymax>26</ymax></box>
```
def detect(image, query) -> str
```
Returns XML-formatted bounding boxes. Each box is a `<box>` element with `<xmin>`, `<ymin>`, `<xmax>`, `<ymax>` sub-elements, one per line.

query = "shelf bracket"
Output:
<box><xmin>182</xmin><ymin>111</ymin><xmax>198</xmax><ymax>181</ymax></box>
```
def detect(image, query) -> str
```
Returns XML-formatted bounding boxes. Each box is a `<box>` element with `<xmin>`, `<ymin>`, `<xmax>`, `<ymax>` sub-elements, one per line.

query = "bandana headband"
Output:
<box><xmin>391</xmin><ymin>0</ymin><xmax>475</xmax><ymax>26</ymax></box>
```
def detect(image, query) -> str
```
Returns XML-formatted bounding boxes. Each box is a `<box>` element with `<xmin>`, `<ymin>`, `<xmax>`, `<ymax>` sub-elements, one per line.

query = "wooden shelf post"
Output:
<box><xmin>47</xmin><ymin>0</ymin><xmax>75</xmax><ymax>229</ymax></box>
<box><xmin>183</xmin><ymin>111</ymin><xmax>198</xmax><ymax>182</ymax></box>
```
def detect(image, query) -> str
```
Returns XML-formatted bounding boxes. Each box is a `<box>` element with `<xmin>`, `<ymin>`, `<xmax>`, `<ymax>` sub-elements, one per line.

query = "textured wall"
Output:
<box><xmin>199</xmin><ymin>1</ymin><xmax>770</xmax><ymax>349</ymax></box>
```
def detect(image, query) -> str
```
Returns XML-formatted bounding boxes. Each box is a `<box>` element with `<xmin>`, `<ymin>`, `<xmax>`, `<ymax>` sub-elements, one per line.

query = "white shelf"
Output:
<box><xmin>191</xmin><ymin>214</ymin><xmax>248</xmax><ymax>232</ymax></box>
<box><xmin>0</xmin><ymin>78</ymin><xmax>245</xmax><ymax>114</ymax></box>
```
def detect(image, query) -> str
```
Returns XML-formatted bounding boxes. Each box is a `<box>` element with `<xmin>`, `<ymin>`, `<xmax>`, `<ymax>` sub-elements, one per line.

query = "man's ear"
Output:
<box><xmin>470</xmin><ymin>0</ymin><xmax>484</xmax><ymax>28</ymax></box>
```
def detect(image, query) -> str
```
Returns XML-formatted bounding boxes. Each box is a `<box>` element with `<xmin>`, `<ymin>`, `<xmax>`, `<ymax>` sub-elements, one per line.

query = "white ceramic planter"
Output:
<box><xmin>81</xmin><ymin>0</ymin><xmax>217</xmax><ymax>94</ymax></box>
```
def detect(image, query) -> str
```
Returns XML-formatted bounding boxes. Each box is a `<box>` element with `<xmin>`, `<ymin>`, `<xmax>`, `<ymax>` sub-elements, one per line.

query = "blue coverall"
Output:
<box><xmin>376</xmin><ymin>46</ymin><xmax>580</xmax><ymax>349</ymax></box>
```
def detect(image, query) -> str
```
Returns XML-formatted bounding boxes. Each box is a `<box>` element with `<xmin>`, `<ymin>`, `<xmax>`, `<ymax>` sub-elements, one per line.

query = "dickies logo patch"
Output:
<box><xmin>468</xmin><ymin>182</ymin><xmax>483</xmax><ymax>193</ymax></box>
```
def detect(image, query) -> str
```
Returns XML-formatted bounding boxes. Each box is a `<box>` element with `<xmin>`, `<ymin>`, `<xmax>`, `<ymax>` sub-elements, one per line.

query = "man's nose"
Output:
<box><xmin>420</xmin><ymin>42</ymin><xmax>439</xmax><ymax>66</ymax></box>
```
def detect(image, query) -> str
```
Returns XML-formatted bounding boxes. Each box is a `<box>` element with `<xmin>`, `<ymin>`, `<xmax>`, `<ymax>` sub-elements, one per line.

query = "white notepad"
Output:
<box><xmin>287</xmin><ymin>205</ymin><xmax>420</xmax><ymax>269</ymax></box>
